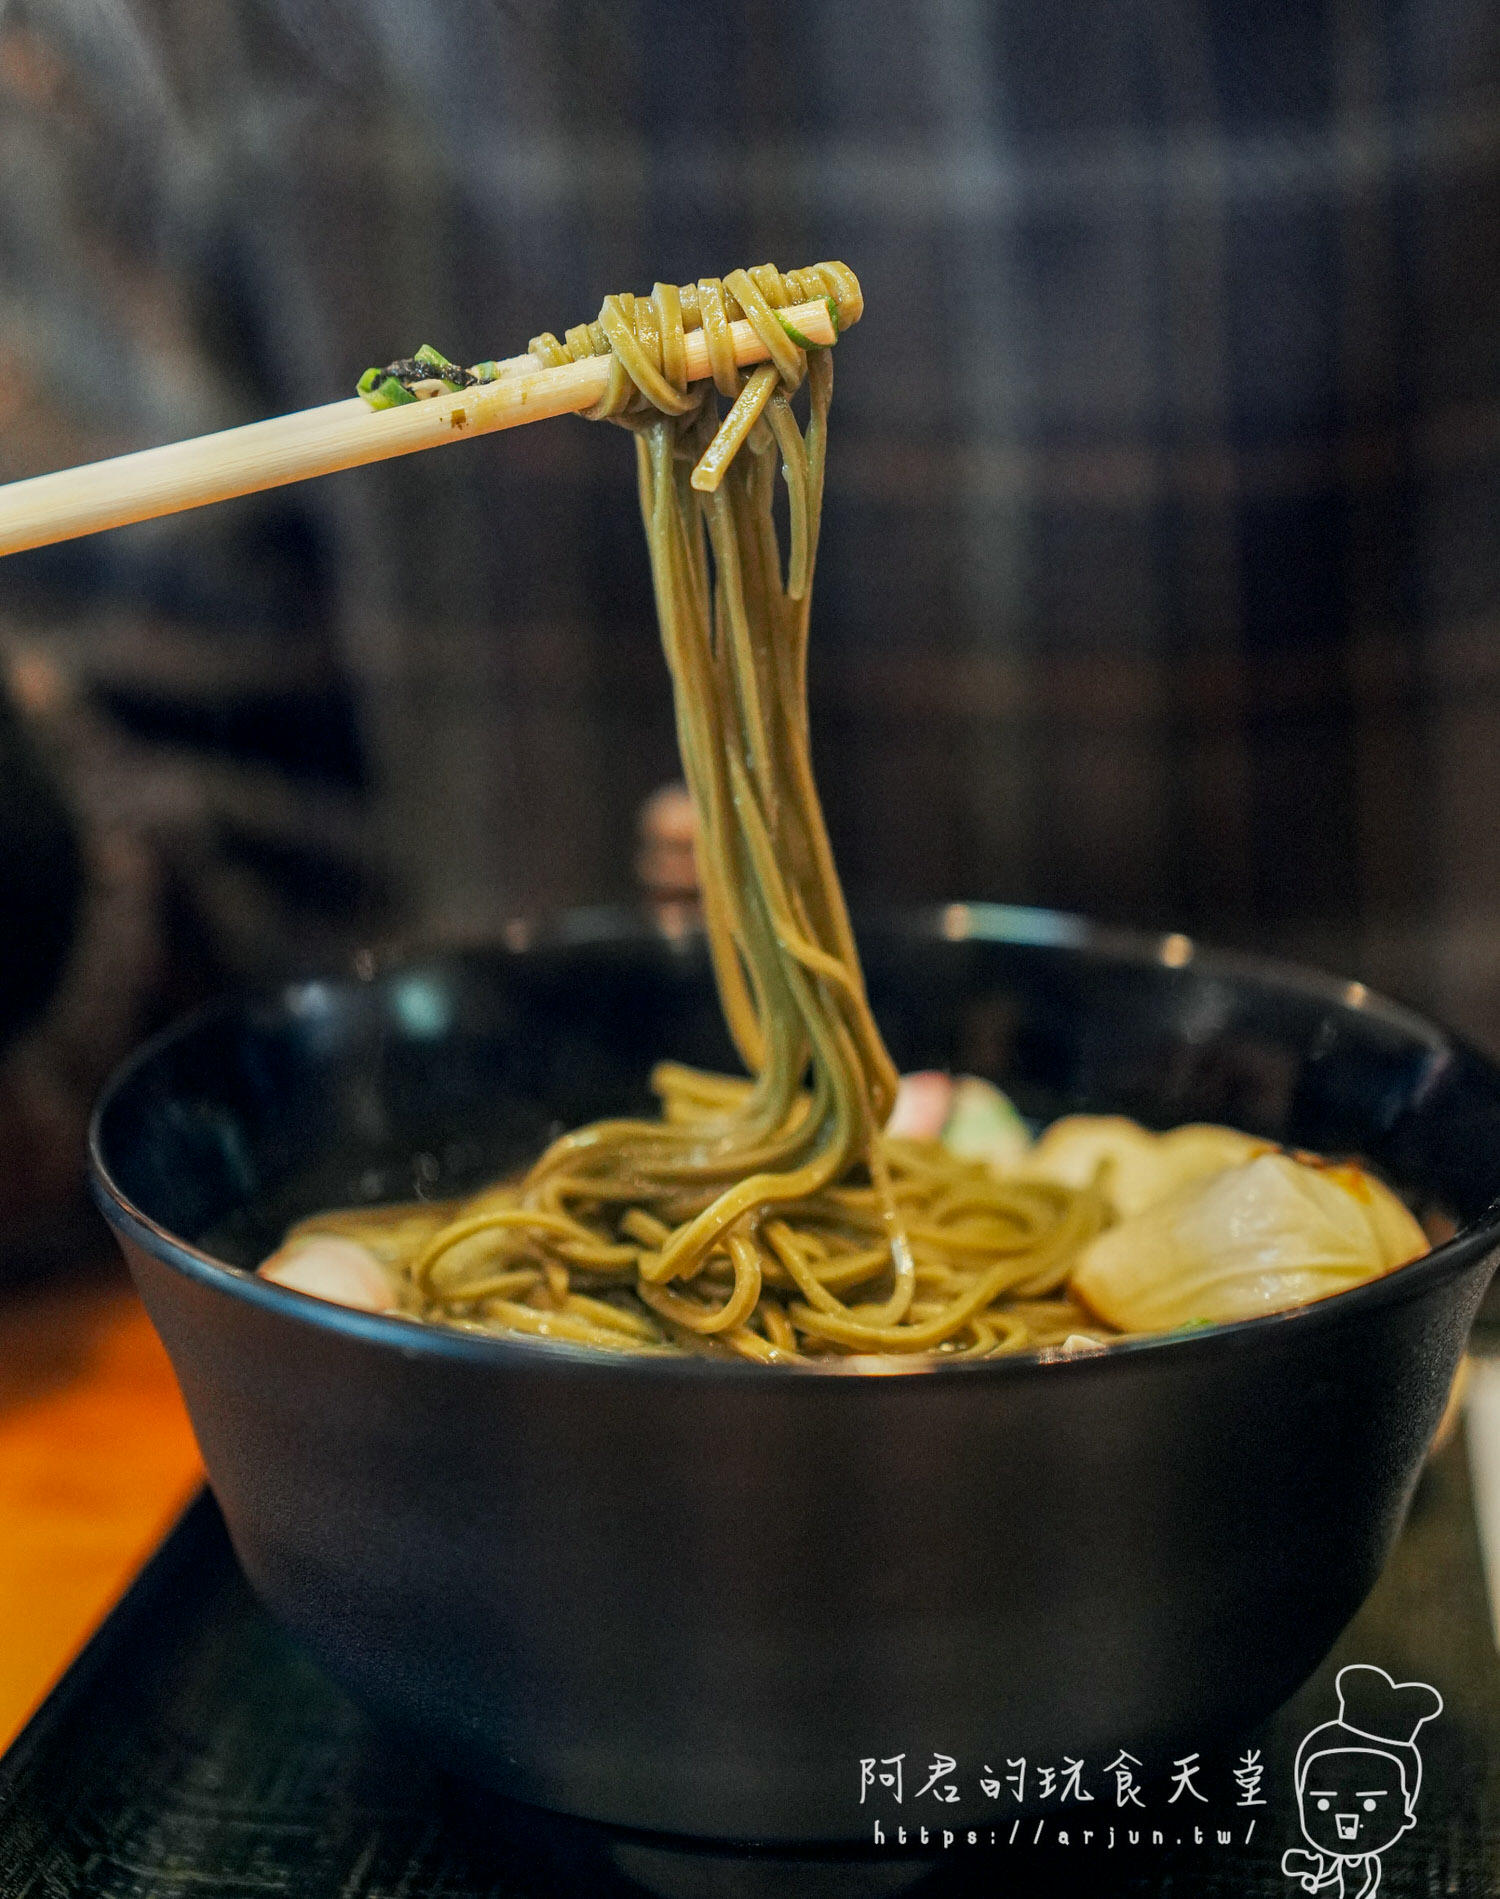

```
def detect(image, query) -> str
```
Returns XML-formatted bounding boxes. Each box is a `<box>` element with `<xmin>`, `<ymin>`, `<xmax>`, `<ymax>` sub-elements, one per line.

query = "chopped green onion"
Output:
<box><xmin>357</xmin><ymin>368</ymin><xmax>419</xmax><ymax>410</ymax></box>
<box><xmin>410</xmin><ymin>346</ymin><xmax>463</xmax><ymax>393</ymax></box>
<box><xmin>358</xmin><ymin>346</ymin><xmax>481</xmax><ymax>405</ymax></box>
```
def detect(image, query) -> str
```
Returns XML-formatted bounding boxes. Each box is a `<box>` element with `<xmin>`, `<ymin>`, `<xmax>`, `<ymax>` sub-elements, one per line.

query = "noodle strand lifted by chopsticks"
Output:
<box><xmin>292</xmin><ymin>263</ymin><xmax>1106</xmax><ymax>1358</ymax></box>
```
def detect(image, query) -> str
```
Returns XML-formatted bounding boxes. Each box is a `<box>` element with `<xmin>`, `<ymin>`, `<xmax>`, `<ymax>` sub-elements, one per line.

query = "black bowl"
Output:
<box><xmin>89</xmin><ymin>907</ymin><xmax>1500</xmax><ymax>1843</ymax></box>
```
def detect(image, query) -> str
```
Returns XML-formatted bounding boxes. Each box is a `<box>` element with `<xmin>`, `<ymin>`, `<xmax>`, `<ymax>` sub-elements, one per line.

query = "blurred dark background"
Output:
<box><xmin>1</xmin><ymin>0</ymin><xmax>1498</xmax><ymax>1254</ymax></box>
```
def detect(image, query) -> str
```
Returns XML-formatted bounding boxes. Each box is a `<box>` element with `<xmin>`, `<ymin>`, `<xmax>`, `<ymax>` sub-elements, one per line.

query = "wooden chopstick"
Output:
<box><xmin>0</xmin><ymin>296</ymin><xmax>842</xmax><ymax>559</ymax></box>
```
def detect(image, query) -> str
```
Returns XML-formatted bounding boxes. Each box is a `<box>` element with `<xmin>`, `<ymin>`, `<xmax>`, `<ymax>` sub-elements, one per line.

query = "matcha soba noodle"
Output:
<box><xmin>261</xmin><ymin>263</ymin><xmax>1423</xmax><ymax>1358</ymax></box>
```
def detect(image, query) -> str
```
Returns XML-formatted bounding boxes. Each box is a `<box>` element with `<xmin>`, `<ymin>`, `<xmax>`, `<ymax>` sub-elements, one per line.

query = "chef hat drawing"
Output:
<box><xmin>1294</xmin><ymin>1665</ymin><xmax>1444</xmax><ymax>1814</ymax></box>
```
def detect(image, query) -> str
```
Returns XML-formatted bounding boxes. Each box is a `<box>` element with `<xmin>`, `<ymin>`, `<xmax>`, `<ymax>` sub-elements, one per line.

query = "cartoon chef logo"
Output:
<box><xmin>1282</xmin><ymin>1664</ymin><xmax>1443</xmax><ymax>1898</ymax></box>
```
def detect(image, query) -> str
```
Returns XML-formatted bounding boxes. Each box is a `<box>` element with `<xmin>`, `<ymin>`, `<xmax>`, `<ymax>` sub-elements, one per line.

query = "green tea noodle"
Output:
<box><xmin>297</xmin><ymin>263</ymin><xmax>1106</xmax><ymax>1359</ymax></box>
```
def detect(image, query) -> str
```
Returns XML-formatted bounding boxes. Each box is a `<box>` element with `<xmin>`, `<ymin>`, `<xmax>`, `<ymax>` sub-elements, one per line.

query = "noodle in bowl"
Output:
<box><xmin>90</xmin><ymin>911</ymin><xmax>1500</xmax><ymax>1839</ymax></box>
<box><xmin>288</xmin><ymin>267</ymin><xmax>1422</xmax><ymax>1362</ymax></box>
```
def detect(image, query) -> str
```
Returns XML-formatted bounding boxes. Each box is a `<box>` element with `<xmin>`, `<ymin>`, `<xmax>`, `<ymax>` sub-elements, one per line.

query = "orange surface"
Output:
<box><xmin>0</xmin><ymin>1266</ymin><xmax>203</xmax><ymax>1746</ymax></box>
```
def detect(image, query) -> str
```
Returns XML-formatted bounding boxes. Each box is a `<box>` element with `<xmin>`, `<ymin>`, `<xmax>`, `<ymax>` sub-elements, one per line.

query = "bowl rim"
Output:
<box><xmin>88</xmin><ymin>902</ymin><xmax>1500</xmax><ymax>1383</ymax></box>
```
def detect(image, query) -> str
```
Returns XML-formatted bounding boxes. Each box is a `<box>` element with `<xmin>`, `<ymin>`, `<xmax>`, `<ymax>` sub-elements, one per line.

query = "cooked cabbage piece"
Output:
<box><xmin>1069</xmin><ymin>1151</ymin><xmax>1428</xmax><ymax>1332</ymax></box>
<box><xmin>1023</xmin><ymin>1114</ymin><xmax>1271</xmax><ymax>1218</ymax></box>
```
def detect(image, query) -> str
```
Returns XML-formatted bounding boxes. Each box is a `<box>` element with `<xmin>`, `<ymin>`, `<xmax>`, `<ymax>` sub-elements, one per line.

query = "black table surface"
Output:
<box><xmin>0</xmin><ymin>1436</ymin><xmax>1497</xmax><ymax>1899</ymax></box>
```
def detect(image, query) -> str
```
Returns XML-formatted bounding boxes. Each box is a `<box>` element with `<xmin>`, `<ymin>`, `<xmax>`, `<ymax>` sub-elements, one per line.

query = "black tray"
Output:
<box><xmin>1</xmin><ymin>1438</ymin><xmax>1497</xmax><ymax>1898</ymax></box>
